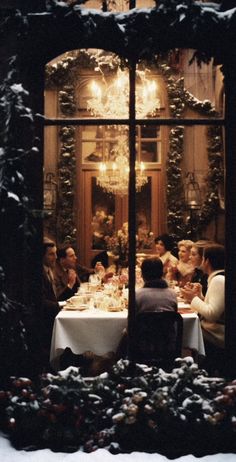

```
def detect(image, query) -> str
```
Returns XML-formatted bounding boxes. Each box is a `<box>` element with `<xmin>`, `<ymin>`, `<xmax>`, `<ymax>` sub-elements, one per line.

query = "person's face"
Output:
<box><xmin>155</xmin><ymin>240</ymin><xmax>166</xmax><ymax>256</ymax></box>
<box><xmin>44</xmin><ymin>245</ymin><xmax>57</xmax><ymax>268</ymax></box>
<box><xmin>190</xmin><ymin>246</ymin><xmax>202</xmax><ymax>268</ymax></box>
<box><xmin>62</xmin><ymin>247</ymin><xmax>77</xmax><ymax>269</ymax></box>
<box><xmin>178</xmin><ymin>245</ymin><xmax>190</xmax><ymax>263</ymax></box>
<box><xmin>202</xmin><ymin>255</ymin><xmax>210</xmax><ymax>274</ymax></box>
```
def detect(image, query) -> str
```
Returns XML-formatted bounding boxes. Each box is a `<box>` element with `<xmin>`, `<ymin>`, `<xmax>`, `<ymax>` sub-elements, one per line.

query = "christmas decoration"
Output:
<box><xmin>1</xmin><ymin>358</ymin><xmax>236</xmax><ymax>456</ymax></box>
<box><xmin>46</xmin><ymin>51</ymin><xmax>224</xmax><ymax>242</ymax></box>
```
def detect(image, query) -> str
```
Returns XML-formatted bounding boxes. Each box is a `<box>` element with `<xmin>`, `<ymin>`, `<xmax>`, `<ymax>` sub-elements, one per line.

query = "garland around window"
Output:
<box><xmin>46</xmin><ymin>50</ymin><xmax>224</xmax><ymax>243</ymax></box>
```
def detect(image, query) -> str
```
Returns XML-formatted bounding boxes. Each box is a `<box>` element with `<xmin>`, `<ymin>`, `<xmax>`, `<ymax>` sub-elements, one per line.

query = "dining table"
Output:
<box><xmin>50</xmin><ymin>296</ymin><xmax>205</xmax><ymax>370</ymax></box>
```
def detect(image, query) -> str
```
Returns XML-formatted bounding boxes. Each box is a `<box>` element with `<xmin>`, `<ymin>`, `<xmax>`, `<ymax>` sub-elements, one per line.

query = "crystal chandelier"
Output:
<box><xmin>87</xmin><ymin>67</ymin><xmax>160</xmax><ymax>195</ymax></box>
<box><xmin>88</xmin><ymin>68</ymin><xmax>160</xmax><ymax>119</ymax></box>
<box><xmin>97</xmin><ymin>135</ymin><xmax>148</xmax><ymax>196</ymax></box>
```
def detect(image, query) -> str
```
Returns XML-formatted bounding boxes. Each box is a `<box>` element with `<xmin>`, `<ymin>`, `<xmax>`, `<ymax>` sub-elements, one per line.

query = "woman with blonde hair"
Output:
<box><xmin>189</xmin><ymin>240</ymin><xmax>213</xmax><ymax>295</ymax></box>
<box><xmin>175</xmin><ymin>239</ymin><xmax>194</xmax><ymax>287</ymax></box>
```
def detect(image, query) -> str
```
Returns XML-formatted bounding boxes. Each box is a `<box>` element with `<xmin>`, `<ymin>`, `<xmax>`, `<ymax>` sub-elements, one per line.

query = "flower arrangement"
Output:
<box><xmin>91</xmin><ymin>209</ymin><xmax>114</xmax><ymax>249</ymax></box>
<box><xmin>136</xmin><ymin>229</ymin><xmax>154</xmax><ymax>250</ymax></box>
<box><xmin>105</xmin><ymin>222</ymin><xmax>129</xmax><ymax>264</ymax></box>
<box><xmin>104</xmin><ymin>222</ymin><xmax>154</xmax><ymax>265</ymax></box>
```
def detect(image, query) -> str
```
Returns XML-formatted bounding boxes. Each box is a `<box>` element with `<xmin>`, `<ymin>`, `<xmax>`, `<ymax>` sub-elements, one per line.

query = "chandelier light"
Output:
<box><xmin>96</xmin><ymin>135</ymin><xmax>148</xmax><ymax>196</ymax></box>
<box><xmin>87</xmin><ymin>67</ymin><xmax>160</xmax><ymax>195</ymax></box>
<box><xmin>88</xmin><ymin>68</ymin><xmax>160</xmax><ymax>119</ymax></box>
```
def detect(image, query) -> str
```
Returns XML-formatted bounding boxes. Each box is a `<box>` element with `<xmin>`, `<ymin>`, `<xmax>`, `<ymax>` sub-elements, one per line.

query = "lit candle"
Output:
<box><xmin>99</xmin><ymin>163</ymin><xmax>106</xmax><ymax>174</ymax></box>
<box><xmin>91</xmin><ymin>80</ymin><xmax>101</xmax><ymax>99</ymax></box>
<box><xmin>149</xmin><ymin>80</ymin><xmax>157</xmax><ymax>95</ymax></box>
<box><xmin>140</xmin><ymin>162</ymin><xmax>145</xmax><ymax>172</ymax></box>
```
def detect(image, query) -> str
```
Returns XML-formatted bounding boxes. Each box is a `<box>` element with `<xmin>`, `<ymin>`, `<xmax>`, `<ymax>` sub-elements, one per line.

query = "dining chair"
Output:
<box><xmin>131</xmin><ymin>311</ymin><xmax>183</xmax><ymax>370</ymax></box>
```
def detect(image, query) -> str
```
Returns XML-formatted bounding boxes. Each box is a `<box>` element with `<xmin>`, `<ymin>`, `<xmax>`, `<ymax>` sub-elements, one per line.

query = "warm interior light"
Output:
<box><xmin>87</xmin><ymin>67</ymin><xmax>159</xmax><ymax>195</ymax></box>
<box><xmin>88</xmin><ymin>68</ymin><xmax>160</xmax><ymax>119</ymax></box>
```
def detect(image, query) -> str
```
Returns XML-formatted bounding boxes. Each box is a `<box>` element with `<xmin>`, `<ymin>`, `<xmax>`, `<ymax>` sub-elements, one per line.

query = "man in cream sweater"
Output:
<box><xmin>181</xmin><ymin>244</ymin><xmax>225</xmax><ymax>351</ymax></box>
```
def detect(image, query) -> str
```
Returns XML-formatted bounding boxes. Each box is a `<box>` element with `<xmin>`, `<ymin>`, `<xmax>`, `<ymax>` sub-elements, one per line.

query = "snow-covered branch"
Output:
<box><xmin>27</xmin><ymin>1</ymin><xmax>236</xmax><ymax>64</ymax></box>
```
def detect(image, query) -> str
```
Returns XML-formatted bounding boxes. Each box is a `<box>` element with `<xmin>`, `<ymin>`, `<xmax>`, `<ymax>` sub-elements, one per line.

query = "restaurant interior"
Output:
<box><xmin>44</xmin><ymin>47</ymin><xmax>225</xmax><ymax>265</ymax></box>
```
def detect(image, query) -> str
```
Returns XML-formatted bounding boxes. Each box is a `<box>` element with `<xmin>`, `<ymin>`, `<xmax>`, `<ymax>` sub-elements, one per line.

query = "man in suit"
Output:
<box><xmin>54</xmin><ymin>245</ymin><xmax>80</xmax><ymax>301</ymax></box>
<box><xmin>42</xmin><ymin>238</ymin><xmax>61</xmax><ymax>355</ymax></box>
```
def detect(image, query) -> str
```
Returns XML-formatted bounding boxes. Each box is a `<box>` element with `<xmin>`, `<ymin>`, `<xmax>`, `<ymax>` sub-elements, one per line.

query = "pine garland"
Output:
<box><xmin>46</xmin><ymin>51</ymin><xmax>224</xmax><ymax>241</ymax></box>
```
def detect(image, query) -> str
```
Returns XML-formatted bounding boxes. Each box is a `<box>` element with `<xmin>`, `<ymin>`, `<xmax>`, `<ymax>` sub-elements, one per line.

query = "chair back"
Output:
<box><xmin>132</xmin><ymin>311</ymin><xmax>183</xmax><ymax>369</ymax></box>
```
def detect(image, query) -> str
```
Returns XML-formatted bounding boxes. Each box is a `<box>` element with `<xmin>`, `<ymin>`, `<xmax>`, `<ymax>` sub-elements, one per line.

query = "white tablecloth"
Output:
<box><xmin>50</xmin><ymin>305</ymin><xmax>205</xmax><ymax>367</ymax></box>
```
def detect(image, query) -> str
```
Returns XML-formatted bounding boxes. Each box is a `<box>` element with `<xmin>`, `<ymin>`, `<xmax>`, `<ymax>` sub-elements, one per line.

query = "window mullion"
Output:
<box><xmin>44</xmin><ymin>118</ymin><xmax>225</xmax><ymax>127</ymax></box>
<box><xmin>127</xmin><ymin>61</ymin><xmax>136</xmax><ymax>359</ymax></box>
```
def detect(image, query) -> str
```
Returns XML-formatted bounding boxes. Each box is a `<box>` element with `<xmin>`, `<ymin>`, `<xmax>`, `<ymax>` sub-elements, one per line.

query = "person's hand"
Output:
<box><xmin>103</xmin><ymin>272</ymin><xmax>114</xmax><ymax>283</ymax></box>
<box><xmin>180</xmin><ymin>282</ymin><xmax>202</xmax><ymax>302</ymax></box>
<box><xmin>180</xmin><ymin>286</ymin><xmax>195</xmax><ymax>303</ymax></box>
<box><xmin>95</xmin><ymin>262</ymin><xmax>105</xmax><ymax>272</ymax></box>
<box><xmin>67</xmin><ymin>269</ymin><xmax>77</xmax><ymax>288</ymax></box>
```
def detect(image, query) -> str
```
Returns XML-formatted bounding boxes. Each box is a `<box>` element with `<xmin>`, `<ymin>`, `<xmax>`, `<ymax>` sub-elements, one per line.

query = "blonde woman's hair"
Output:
<box><xmin>177</xmin><ymin>239</ymin><xmax>194</xmax><ymax>251</ymax></box>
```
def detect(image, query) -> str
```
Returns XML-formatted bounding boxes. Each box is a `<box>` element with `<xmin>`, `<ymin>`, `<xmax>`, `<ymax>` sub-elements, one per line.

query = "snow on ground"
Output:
<box><xmin>0</xmin><ymin>433</ymin><xmax>235</xmax><ymax>462</ymax></box>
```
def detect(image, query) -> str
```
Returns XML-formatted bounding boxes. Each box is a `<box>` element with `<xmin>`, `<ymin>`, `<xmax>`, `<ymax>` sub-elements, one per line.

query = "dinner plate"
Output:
<box><xmin>107</xmin><ymin>306</ymin><xmax>123</xmax><ymax>312</ymax></box>
<box><xmin>64</xmin><ymin>304</ymin><xmax>88</xmax><ymax>311</ymax></box>
<box><xmin>178</xmin><ymin>307</ymin><xmax>194</xmax><ymax>314</ymax></box>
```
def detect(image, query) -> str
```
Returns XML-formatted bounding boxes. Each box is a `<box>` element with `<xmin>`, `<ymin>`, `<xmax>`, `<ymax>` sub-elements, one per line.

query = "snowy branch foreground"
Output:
<box><xmin>26</xmin><ymin>1</ymin><xmax>236</xmax><ymax>64</ymax></box>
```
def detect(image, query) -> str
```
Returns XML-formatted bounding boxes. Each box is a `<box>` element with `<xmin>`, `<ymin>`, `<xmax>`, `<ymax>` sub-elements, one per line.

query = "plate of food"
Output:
<box><xmin>64</xmin><ymin>304</ymin><xmax>88</xmax><ymax>311</ymax></box>
<box><xmin>107</xmin><ymin>306</ymin><xmax>123</xmax><ymax>312</ymax></box>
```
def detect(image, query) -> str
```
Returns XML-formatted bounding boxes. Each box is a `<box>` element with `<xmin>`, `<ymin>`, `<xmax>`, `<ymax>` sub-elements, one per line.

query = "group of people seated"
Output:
<box><xmin>150</xmin><ymin>234</ymin><xmax>225</xmax><ymax>373</ymax></box>
<box><xmin>154</xmin><ymin>233</ymin><xmax>209</xmax><ymax>293</ymax></box>
<box><xmin>42</xmin><ymin>233</ymin><xmax>225</xmax><ymax>375</ymax></box>
<box><xmin>42</xmin><ymin>238</ymin><xmax>110</xmax><ymax>356</ymax></box>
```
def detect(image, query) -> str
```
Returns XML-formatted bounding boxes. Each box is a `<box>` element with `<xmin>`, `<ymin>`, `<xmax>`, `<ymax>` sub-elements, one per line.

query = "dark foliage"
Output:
<box><xmin>0</xmin><ymin>58</ymin><xmax>42</xmax><ymax>384</ymax></box>
<box><xmin>0</xmin><ymin>358</ymin><xmax>236</xmax><ymax>455</ymax></box>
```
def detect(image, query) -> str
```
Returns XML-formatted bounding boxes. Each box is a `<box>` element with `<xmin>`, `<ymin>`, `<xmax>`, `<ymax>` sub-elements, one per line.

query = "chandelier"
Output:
<box><xmin>88</xmin><ymin>68</ymin><xmax>160</xmax><ymax>119</ymax></box>
<box><xmin>97</xmin><ymin>135</ymin><xmax>148</xmax><ymax>196</ymax></box>
<box><xmin>87</xmin><ymin>68</ymin><xmax>160</xmax><ymax>195</ymax></box>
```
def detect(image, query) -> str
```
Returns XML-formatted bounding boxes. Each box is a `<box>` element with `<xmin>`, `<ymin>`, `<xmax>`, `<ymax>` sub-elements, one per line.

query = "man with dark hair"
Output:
<box><xmin>116</xmin><ymin>257</ymin><xmax>177</xmax><ymax>359</ymax></box>
<box><xmin>136</xmin><ymin>257</ymin><xmax>177</xmax><ymax>314</ymax></box>
<box><xmin>42</xmin><ymin>239</ymin><xmax>60</xmax><ymax>354</ymax></box>
<box><xmin>181</xmin><ymin>244</ymin><xmax>225</xmax><ymax>369</ymax></box>
<box><xmin>54</xmin><ymin>245</ymin><xmax>80</xmax><ymax>301</ymax></box>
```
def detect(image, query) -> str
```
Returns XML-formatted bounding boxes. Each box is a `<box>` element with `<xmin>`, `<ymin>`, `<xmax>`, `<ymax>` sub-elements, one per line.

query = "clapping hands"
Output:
<box><xmin>180</xmin><ymin>282</ymin><xmax>203</xmax><ymax>303</ymax></box>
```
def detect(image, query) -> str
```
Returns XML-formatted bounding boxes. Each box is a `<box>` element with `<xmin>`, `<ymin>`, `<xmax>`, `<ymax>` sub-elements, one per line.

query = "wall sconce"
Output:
<box><xmin>185</xmin><ymin>172</ymin><xmax>201</xmax><ymax>210</ymax></box>
<box><xmin>185</xmin><ymin>172</ymin><xmax>201</xmax><ymax>239</ymax></box>
<box><xmin>43</xmin><ymin>172</ymin><xmax>57</xmax><ymax>212</ymax></box>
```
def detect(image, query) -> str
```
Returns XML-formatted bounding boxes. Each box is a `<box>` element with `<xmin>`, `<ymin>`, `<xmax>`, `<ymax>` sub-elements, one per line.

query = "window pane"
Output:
<box><xmin>141</xmin><ymin>141</ymin><xmax>161</xmax><ymax>162</ymax></box>
<box><xmin>141</xmin><ymin>126</ymin><xmax>160</xmax><ymax>138</ymax></box>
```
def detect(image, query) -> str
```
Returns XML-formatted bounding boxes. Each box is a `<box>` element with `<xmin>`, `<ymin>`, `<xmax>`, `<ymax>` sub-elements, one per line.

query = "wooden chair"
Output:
<box><xmin>131</xmin><ymin>311</ymin><xmax>183</xmax><ymax>370</ymax></box>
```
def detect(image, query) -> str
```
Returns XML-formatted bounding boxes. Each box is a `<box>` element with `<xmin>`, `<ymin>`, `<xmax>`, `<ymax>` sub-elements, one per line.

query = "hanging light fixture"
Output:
<box><xmin>185</xmin><ymin>171</ymin><xmax>202</xmax><ymax>239</ymax></box>
<box><xmin>87</xmin><ymin>68</ymin><xmax>160</xmax><ymax>195</ymax></box>
<box><xmin>88</xmin><ymin>68</ymin><xmax>160</xmax><ymax>119</ymax></box>
<box><xmin>185</xmin><ymin>172</ymin><xmax>201</xmax><ymax>210</ymax></box>
<box><xmin>97</xmin><ymin>134</ymin><xmax>148</xmax><ymax>196</ymax></box>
